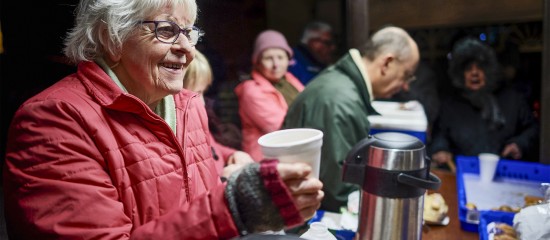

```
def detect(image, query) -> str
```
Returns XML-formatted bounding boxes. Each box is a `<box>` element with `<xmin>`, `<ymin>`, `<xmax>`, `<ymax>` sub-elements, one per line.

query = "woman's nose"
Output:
<box><xmin>272</xmin><ymin>59</ymin><xmax>281</xmax><ymax>69</ymax></box>
<box><xmin>172</xmin><ymin>35</ymin><xmax>194</xmax><ymax>66</ymax></box>
<box><xmin>173</xmin><ymin>34</ymin><xmax>194</xmax><ymax>52</ymax></box>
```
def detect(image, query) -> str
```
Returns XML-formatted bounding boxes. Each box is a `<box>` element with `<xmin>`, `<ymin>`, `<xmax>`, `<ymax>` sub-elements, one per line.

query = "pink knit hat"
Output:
<box><xmin>251</xmin><ymin>30</ymin><xmax>293</xmax><ymax>64</ymax></box>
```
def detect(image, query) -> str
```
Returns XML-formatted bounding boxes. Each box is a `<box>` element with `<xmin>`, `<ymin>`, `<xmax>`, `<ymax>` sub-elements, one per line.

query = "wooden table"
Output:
<box><xmin>423</xmin><ymin>169</ymin><xmax>479</xmax><ymax>240</ymax></box>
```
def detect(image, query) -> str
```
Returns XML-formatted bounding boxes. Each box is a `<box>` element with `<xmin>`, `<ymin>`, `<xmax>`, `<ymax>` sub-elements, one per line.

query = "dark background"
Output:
<box><xmin>1</xmin><ymin>1</ymin><xmax>543</xmax><ymax>163</ymax></box>
<box><xmin>0</xmin><ymin>1</ymin><xmax>544</xmax><ymax>238</ymax></box>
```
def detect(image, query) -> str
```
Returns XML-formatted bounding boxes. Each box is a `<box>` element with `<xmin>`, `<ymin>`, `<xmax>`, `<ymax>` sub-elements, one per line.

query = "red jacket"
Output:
<box><xmin>234</xmin><ymin>71</ymin><xmax>304</xmax><ymax>161</ymax></box>
<box><xmin>4</xmin><ymin>62</ymin><xmax>239</xmax><ymax>239</ymax></box>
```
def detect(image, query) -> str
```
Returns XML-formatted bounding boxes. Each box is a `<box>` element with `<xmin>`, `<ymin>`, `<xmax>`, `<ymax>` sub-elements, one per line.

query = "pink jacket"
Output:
<box><xmin>3</xmin><ymin>62</ymin><xmax>239</xmax><ymax>239</ymax></box>
<box><xmin>234</xmin><ymin>71</ymin><xmax>304</xmax><ymax>161</ymax></box>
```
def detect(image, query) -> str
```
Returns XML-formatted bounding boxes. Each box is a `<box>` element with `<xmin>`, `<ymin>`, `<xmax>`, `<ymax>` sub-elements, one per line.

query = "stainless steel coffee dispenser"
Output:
<box><xmin>343</xmin><ymin>132</ymin><xmax>441</xmax><ymax>240</ymax></box>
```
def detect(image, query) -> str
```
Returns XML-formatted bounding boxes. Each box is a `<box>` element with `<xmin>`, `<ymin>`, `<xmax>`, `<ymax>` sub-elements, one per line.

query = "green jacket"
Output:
<box><xmin>284</xmin><ymin>51</ymin><xmax>378</xmax><ymax>212</ymax></box>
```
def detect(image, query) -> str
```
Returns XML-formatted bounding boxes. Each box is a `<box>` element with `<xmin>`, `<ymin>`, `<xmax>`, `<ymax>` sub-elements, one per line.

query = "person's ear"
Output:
<box><xmin>380</xmin><ymin>54</ymin><xmax>395</xmax><ymax>76</ymax></box>
<box><xmin>104</xmin><ymin>45</ymin><xmax>122</xmax><ymax>65</ymax></box>
<box><xmin>104</xmin><ymin>50</ymin><xmax>122</xmax><ymax>67</ymax></box>
<box><xmin>99</xmin><ymin>27</ymin><xmax>122</xmax><ymax>65</ymax></box>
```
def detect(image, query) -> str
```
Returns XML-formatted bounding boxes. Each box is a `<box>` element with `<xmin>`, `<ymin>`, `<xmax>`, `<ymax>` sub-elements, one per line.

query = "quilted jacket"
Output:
<box><xmin>234</xmin><ymin>71</ymin><xmax>304</xmax><ymax>161</ymax></box>
<box><xmin>3</xmin><ymin>61</ymin><xmax>239</xmax><ymax>239</ymax></box>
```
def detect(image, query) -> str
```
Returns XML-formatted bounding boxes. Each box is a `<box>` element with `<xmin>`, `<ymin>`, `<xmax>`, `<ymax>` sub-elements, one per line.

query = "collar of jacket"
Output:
<box><xmin>250</xmin><ymin>70</ymin><xmax>303</xmax><ymax>93</ymax></box>
<box><xmin>76</xmin><ymin>61</ymin><xmax>188</xmax><ymax>119</ymax></box>
<box><xmin>331</xmin><ymin>52</ymin><xmax>379</xmax><ymax>115</ymax></box>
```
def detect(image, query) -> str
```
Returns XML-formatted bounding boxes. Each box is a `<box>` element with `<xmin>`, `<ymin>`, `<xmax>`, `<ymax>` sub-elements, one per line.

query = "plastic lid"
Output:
<box><xmin>300</xmin><ymin>222</ymin><xmax>336</xmax><ymax>240</ymax></box>
<box><xmin>371</xmin><ymin>132</ymin><xmax>424</xmax><ymax>150</ymax></box>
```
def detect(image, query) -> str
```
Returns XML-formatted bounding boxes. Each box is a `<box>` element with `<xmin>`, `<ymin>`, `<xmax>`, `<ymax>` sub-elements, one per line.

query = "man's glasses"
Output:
<box><xmin>397</xmin><ymin>60</ymin><xmax>417</xmax><ymax>84</ymax></box>
<box><xmin>141</xmin><ymin>20</ymin><xmax>205</xmax><ymax>46</ymax></box>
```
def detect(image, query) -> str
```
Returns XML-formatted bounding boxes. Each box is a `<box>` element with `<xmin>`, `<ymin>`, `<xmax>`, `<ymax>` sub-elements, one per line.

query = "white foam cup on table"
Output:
<box><xmin>258</xmin><ymin>128</ymin><xmax>323</xmax><ymax>178</ymax></box>
<box><xmin>478</xmin><ymin>153</ymin><xmax>500</xmax><ymax>183</ymax></box>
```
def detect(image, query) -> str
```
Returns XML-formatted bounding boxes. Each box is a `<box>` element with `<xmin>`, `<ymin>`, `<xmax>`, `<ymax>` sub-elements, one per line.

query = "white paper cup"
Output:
<box><xmin>478</xmin><ymin>153</ymin><xmax>500</xmax><ymax>183</ymax></box>
<box><xmin>258</xmin><ymin>128</ymin><xmax>323</xmax><ymax>178</ymax></box>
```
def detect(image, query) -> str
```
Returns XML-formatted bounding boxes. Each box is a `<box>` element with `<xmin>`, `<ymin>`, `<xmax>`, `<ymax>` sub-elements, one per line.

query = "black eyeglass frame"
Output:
<box><xmin>141</xmin><ymin>20</ymin><xmax>205</xmax><ymax>45</ymax></box>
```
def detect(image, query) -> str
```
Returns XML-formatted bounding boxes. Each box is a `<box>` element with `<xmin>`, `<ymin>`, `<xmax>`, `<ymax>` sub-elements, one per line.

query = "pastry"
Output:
<box><xmin>465</xmin><ymin>202</ymin><xmax>477</xmax><ymax>210</ymax></box>
<box><xmin>423</xmin><ymin>193</ymin><xmax>448</xmax><ymax>223</ymax></box>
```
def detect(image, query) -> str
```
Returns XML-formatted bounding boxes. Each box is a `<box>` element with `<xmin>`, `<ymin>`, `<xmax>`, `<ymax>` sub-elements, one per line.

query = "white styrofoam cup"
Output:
<box><xmin>258</xmin><ymin>128</ymin><xmax>323</xmax><ymax>178</ymax></box>
<box><xmin>478</xmin><ymin>153</ymin><xmax>500</xmax><ymax>183</ymax></box>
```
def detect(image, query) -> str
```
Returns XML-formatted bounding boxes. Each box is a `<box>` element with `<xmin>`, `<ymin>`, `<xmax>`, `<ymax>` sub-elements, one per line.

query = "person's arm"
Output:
<box><xmin>225</xmin><ymin>160</ymin><xmax>321</xmax><ymax>235</ymax></box>
<box><xmin>429</xmin><ymin>102</ymin><xmax>453</xmax><ymax>163</ymax></box>
<box><xmin>3</xmin><ymin>100</ymin><xmax>239</xmax><ymax>240</ymax></box>
<box><xmin>138</xmin><ymin>160</ymin><xmax>319</xmax><ymax>239</ymax></box>
<box><xmin>320</xmin><ymin>102</ymin><xmax>368</xmax><ymax>211</ymax></box>
<box><xmin>431</xmin><ymin>151</ymin><xmax>454</xmax><ymax>166</ymax></box>
<box><xmin>502</xmin><ymin>93</ymin><xmax>539</xmax><ymax>159</ymax></box>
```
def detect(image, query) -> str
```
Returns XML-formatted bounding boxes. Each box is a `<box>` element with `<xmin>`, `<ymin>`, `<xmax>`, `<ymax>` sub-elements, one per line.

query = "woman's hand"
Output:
<box><xmin>223</xmin><ymin>151</ymin><xmax>255</xmax><ymax>178</ymax></box>
<box><xmin>431</xmin><ymin>151</ymin><xmax>453</xmax><ymax>165</ymax></box>
<box><xmin>276</xmin><ymin>162</ymin><xmax>324</xmax><ymax>220</ymax></box>
<box><xmin>228</xmin><ymin>151</ymin><xmax>255</xmax><ymax>165</ymax></box>
<box><xmin>222</xmin><ymin>164</ymin><xmax>246</xmax><ymax>179</ymax></box>
<box><xmin>501</xmin><ymin>143</ymin><xmax>522</xmax><ymax>159</ymax></box>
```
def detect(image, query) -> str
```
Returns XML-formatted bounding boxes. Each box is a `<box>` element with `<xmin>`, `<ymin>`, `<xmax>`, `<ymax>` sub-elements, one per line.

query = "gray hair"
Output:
<box><xmin>64</xmin><ymin>0</ymin><xmax>197</xmax><ymax>63</ymax></box>
<box><xmin>360</xmin><ymin>26</ymin><xmax>414</xmax><ymax>62</ymax></box>
<box><xmin>300</xmin><ymin>21</ymin><xmax>332</xmax><ymax>45</ymax></box>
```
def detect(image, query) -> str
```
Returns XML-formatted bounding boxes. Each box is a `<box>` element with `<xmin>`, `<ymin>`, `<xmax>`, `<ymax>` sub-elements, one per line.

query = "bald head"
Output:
<box><xmin>360</xmin><ymin>26</ymin><xmax>418</xmax><ymax>63</ymax></box>
<box><xmin>361</xmin><ymin>26</ymin><xmax>420</xmax><ymax>99</ymax></box>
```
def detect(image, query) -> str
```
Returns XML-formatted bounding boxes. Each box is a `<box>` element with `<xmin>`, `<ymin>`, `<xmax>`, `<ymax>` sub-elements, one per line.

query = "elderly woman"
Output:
<box><xmin>235</xmin><ymin>30</ymin><xmax>305</xmax><ymax>161</ymax></box>
<box><xmin>430</xmin><ymin>38</ymin><xmax>539</xmax><ymax>165</ymax></box>
<box><xmin>3</xmin><ymin>0</ymin><xmax>323</xmax><ymax>239</ymax></box>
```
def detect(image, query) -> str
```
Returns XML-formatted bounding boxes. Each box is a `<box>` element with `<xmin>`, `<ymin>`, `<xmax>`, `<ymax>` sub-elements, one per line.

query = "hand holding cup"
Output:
<box><xmin>277</xmin><ymin>162</ymin><xmax>324</xmax><ymax>220</ymax></box>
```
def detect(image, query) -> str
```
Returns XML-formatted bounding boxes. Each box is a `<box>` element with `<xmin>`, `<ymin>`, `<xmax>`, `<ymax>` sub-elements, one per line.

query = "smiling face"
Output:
<box><xmin>256</xmin><ymin>48</ymin><xmax>290</xmax><ymax>82</ymax></box>
<box><xmin>108</xmin><ymin>4</ymin><xmax>195</xmax><ymax>108</ymax></box>
<box><xmin>464</xmin><ymin>63</ymin><xmax>486</xmax><ymax>91</ymax></box>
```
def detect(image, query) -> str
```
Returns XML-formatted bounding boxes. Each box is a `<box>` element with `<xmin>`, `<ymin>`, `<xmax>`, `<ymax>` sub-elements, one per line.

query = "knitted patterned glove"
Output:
<box><xmin>225</xmin><ymin>160</ymin><xmax>302</xmax><ymax>236</ymax></box>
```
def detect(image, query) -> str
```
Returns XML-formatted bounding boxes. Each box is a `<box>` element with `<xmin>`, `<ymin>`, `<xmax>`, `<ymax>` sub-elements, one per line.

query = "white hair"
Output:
<box><xmin>300</xmin><ymin>21</ymin><xmax>332</xmax><ymax>45</ymax></box>
<box><xmin>63</xmin><ymin>0</ymin><xmax>197</xmax><ymax>63</ymax></box>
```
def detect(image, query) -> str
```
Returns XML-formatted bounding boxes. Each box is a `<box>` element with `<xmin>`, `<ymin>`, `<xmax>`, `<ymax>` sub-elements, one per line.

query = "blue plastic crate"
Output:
<box><xmin>456</xmin><ymin>155</ymin><xmax>550</xmax><ymax>232</ymax></box>
<box><xmin>478</xmin><ymin>211</ymin><xmax>515</xmax><ymax>240</ymax></box>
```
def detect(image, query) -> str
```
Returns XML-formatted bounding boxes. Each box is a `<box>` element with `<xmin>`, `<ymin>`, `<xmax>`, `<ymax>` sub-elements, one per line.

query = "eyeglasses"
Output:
<box><xmin>405</xmin><ymin>75</ymin><xmax>417</xmax><ymax>84</ymax></box>
<box><xmin>141</xmin><ymin>20</ymin><xmax>204</xmax><ymax>46</ymax></box>
<box><xmin>397</xmin><ymin>60</ymin><xmax>417</xmax><ymax>84</ymax></box>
